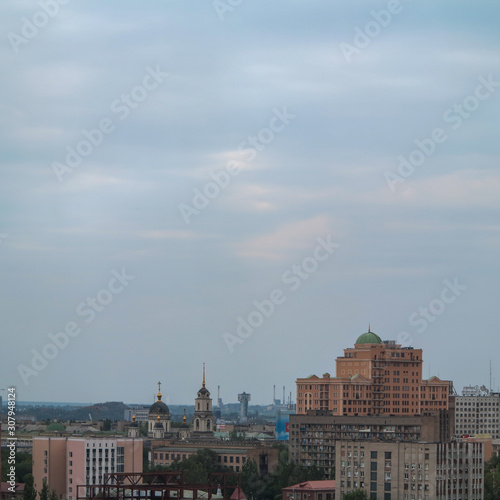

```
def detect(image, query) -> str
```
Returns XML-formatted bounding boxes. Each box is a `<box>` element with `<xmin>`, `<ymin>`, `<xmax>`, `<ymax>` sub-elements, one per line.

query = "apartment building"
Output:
<box><xmin>32</xmin><ymin>436</ymin><xmax>143</xmax><ymax>500</ymax></box>
<box><xmin>296</xmin><ymin>330</ymin><xmax>452</xmax><ymax>417</ymax></box>
<box><xmin>336</xmin><ymin>440</ymin><xmax>483</xmax><ymax>500</ymax></box>
<box><xmin>289</xmin><ymin>411</ymin><xmax>453</xmax><ymax>479</ymax></box>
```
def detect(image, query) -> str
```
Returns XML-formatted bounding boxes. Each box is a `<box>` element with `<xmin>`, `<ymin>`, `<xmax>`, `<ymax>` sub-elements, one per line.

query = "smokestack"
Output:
<box><xmin>218</xmin><ymin>385</ymin><xmax>220</xmax><ymax>400</ymax></box>
<box><xmin>283</xmin><ymin>386</ymin><xmax>285</xmax><ymax>405</ymax></box>
<box><xmin>273</xmin><ymin>385</ymin><xmax>276</xmax><ymax>405</ymax></box>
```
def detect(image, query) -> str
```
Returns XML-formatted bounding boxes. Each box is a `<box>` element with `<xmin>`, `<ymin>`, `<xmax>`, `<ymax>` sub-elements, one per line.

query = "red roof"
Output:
<box><xmin>285</xmin><ymin>481</ymin><xmax>336</xmax><ymax>491</ymax></box>
<box><xmin>1</xmin><ymin>482</ymin><xmax>25</xmax><ymax>493</ymax></box>
<box><xmin>229</xmin><ymin>487</ymin><xmax>247</xmax><ymax>500</ymax></box>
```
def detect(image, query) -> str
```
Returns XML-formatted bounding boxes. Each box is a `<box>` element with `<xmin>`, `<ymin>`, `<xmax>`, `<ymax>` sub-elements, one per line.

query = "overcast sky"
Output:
<box><xmin>1</xmin><ymin>1</ymin><xmax>500</xmax><ymax>406</ymax></box>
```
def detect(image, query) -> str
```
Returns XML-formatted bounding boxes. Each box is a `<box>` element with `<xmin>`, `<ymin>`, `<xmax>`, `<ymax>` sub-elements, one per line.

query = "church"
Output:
<box><xmin>130</xmin><ymin>364</ymin><xmax>214</xmax><ymax>441</ymax></box>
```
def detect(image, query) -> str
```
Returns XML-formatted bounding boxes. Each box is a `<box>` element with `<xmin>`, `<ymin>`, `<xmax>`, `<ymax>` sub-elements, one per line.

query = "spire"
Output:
<box><xmin>132</xmin><ymin>414</ymin><xmax>136</xmax><ymax>423</ymax></box>
<box><xmin>183</xmin><ymin>408</ymin><xmax>187</xmax><ymax>423</ymax></box>
<box><xmin>368</xmin><ymin>323</ymin><xmax>371</xmax><ymax>332</ymax></box>
<box><xmin>202</xmin><ymin>363</ymin><xmax>206</xmax><ymax>388</ymax></box>
<box><xmin>157</xmin><ymin>381</ymin><xmax>162</xmax><ymax>401</ymax></box>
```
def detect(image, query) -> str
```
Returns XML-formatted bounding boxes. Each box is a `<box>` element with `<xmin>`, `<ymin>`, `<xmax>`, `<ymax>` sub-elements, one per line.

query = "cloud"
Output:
<box><xmin>235</xmin><ymin>215</ymin><xmax>338</xmax><ymax>260</ymax></box>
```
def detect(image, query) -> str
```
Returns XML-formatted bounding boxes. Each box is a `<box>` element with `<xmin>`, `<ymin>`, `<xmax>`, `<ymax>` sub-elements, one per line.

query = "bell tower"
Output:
<box><xmin>193</xmin><ymin>363</ymin><xmax>214</xmax><ymax>437</ymax></box>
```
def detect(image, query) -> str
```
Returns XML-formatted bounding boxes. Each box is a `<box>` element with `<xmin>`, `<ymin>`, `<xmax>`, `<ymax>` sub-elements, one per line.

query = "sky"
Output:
<box><xmin>1</xmin><ymin>1</ymin><xmax>500</xmax><ymax>406</ymax></box>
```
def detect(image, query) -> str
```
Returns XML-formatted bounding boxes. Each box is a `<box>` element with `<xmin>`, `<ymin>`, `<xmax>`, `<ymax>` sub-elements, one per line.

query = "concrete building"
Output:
<box><xmin>336</xmin><ymin>440</ymin><xmax>483</xmax><ymax>500</ymax></box>
<box><xmin>453</xmin><ymin>391</ymin><xmax>500</xmax><ymax>439</ymax></box>
<box><xmin>150</xmin><ymin>441</ymin><xmax>279</xmax><ymax>475</ymax></box>
<box><xmin>238</xmin><ymin>393</ymin><xmax>251</xmax><ymax>422</ymax></box>
<box><xmin>282</xmin><ymin>480</ymin><xmax>336</xmax><ymax>500</ymax></box>
<box><xmin>124</xmin><ymin>407</ymin><xmax>149</xmax><ymax>422</ymax></box>
<box><xmin>296</xmin><ymin>329</ymin><xmax>452</xmax><ymax>416</ymax></box>
<box><xmin>32</xmin><ymin>436</ymin><xmax>143</xmax><ymax>500</ymax></box>
<box><xmin>289</xmin><ymin>411</ymin><xmax>453</xmax><ymax>479</ymax></box>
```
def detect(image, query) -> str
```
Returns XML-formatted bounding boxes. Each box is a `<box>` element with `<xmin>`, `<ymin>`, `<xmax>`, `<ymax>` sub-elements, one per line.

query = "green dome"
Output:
<box><xmin>355</xmin><ymin>330</ymin><xmax>382</xmax><ymax>345</ymax></box>
<box><xmin>46</xmin><ymin>422</ymin><xmax>66</xmax><ymax>432</ymax></box>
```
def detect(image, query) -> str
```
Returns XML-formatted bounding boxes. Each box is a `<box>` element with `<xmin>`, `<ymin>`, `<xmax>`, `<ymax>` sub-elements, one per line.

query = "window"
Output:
<box><xmin>371</xmin><ymin>451</ymin><xmax>378</xmax><ymax>459</ymax></box>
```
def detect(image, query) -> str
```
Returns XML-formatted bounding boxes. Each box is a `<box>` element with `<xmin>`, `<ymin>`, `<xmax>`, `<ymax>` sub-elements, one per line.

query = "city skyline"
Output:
<box><xmin>1</xmin><ymin>2</ymin><xmax>499</xmax><ymax>404</ymax></box>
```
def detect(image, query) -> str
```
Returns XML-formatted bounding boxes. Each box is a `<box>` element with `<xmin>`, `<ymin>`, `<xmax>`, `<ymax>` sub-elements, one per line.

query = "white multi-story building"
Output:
<box><xmin>454</xmin><ymin>390</ymin><xmax>500</xmax><ymax>438</ymax></box>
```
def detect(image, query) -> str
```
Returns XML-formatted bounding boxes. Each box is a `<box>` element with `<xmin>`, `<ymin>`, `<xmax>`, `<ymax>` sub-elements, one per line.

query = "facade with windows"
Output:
<box><xmin>289</xmin><ymin>412</ymin><xmax>453</xmax><ymax>479</ymax></box>
<box><xmin>453</xmin><ymin>393</ymin><xmax>500</xmax><ymax>438</ymax></box>
<box><xmin>336</xmin><ymin>440</ymin><xmax>483</xmax><ymax>500</ymax></box>
<box><xmin>296</xmin><ymin>330</ymin><xmax>452</xmax><ymax>416</ymax></box>
<box><xmin>32</xmin><ymin>437</ymin><xmax>143</xmax><ymax>500</ymax></box>
<box><xmin>282</xmin><ymin>480</ymin><xmax>336</xmax><ymax>500</ymax></box>
<box><xmin>150</xmin><ymin>442</ymin><xmax>279</xmax><ymax>475</ymax></box>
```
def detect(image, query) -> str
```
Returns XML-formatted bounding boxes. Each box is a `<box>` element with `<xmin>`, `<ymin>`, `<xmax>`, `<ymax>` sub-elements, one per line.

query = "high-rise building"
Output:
<box><xmin>453</xmin><ymin>388</ymin><xmax>500</xmax><ymax>438</ymax></box>
<box><xmin>32</xmin><ymin>436</ymin><xmax>142</xmax><ymax>500</ymax></box>
<box><xmin>289</xmin><ymin>411</ymin><xmax>454</xmax><ymax>479</ymax></box>
<box><xmin>335</xmin><ymin>439</ymin><xmax>483</xmax><ymax>500</ymax></box>
<box><xmin>296</xmin><ymin>328</ymin><xmax>453</xmax><ymax>416</ymax></box>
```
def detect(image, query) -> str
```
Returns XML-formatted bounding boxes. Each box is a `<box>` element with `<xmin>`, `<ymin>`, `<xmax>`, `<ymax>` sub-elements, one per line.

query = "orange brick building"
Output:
<box><xmin>296</xmin><ymin>329</ymin><xmax>452</xmax><ymax>416</ymax></box>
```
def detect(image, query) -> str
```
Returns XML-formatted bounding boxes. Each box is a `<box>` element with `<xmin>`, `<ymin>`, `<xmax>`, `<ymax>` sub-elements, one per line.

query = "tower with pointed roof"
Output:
<box><xmin>178</xmin><ymin>408</ymin><xmax>191</xmax><ymax>440</ymax></box>
<box><xmin>192</xmin><ymin>364</ymin><xmax>214</xmax><ymax>437</ymax></box>
<box><xmin>128</xmin><ymin>413</ymin><xmax>140</xmax><ymax>438</ymax></box>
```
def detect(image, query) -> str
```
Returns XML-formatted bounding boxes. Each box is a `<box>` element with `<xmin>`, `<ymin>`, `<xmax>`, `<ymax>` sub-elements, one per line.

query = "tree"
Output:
<box><xmin>23</xmin><ymin>474</ymin><xmax>37</xmax><ymax>500</ymax></box>
<box><xmin>485</xmin><ymin>453</ymin><xmax>500</xmax><ymax>500</ymax></box>
<box><xmin>102</xmin><ymin>419</ymin><xmax>112</xmax><ymax>431</ymax></box>
<box><xmin>39</xmin><ymin>479</ymin><xmax>49</xmax><ymax>500</ymax></box>
<box><xmin>241</xmin><ymin>459</ymin><xmax>266</xmax><ymax>499</ymax></box>
<box><xmin>343</xmin><ymin>490</ymin><xmax>368</xmax><ymax>500</ymax></box>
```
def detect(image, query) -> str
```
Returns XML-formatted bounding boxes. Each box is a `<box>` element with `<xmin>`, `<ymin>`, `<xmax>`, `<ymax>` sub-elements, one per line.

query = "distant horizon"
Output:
<box><xmin>10</xmin><ymin>399</ymin><xmax>288</xmax><ymax>408</ymax></box>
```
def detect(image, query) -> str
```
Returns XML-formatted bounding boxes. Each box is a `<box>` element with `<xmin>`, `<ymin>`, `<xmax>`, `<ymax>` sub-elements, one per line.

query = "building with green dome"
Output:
<box><xmin>296</xmin><ymin>326</ymin><xmax>452</xmax><ymax>417</ymax></box>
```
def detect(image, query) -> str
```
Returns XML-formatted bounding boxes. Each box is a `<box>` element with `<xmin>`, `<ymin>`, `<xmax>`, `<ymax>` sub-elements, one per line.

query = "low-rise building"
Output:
<box><xmin>282</xmin><ymin>480</ymin><xmax>335</xmax><ymax>500</ymax></box>
<box><xmin>151</xmin><ymin>441</ymin><xmax>279</xmax><ymax>475</ymax></box>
